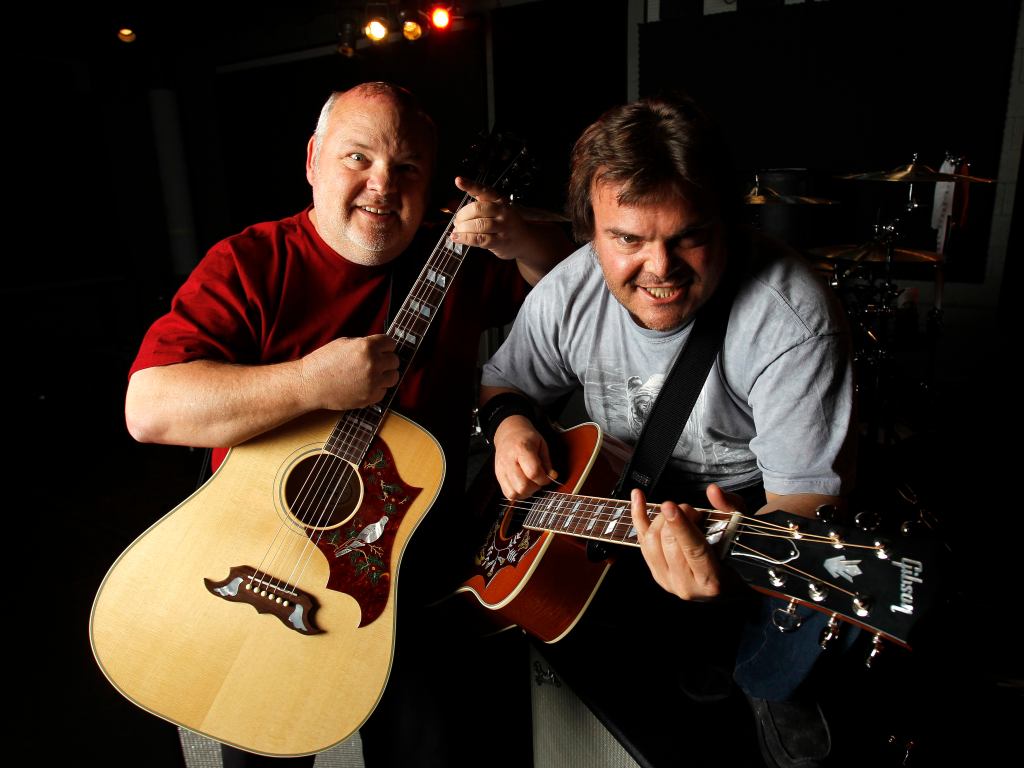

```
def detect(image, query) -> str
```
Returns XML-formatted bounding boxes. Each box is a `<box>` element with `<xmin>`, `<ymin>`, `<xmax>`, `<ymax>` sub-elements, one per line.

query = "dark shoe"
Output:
<box><xmin>747</xmin><ymin>694</ymin><xmax>831</xmax><ymax>768</ymax></box>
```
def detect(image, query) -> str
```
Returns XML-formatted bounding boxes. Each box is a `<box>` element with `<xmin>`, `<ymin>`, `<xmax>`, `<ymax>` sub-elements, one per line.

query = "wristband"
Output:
<box><xmin>477</xmin><ymin>391</ymin><xmax>537</xmax><ymax>445</ymax></box>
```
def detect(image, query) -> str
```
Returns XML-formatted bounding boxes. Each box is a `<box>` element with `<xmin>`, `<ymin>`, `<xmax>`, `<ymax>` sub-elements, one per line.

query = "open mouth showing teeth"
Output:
<box><xmin>360</xmin><ymin>206</ymin><xmax>392</xmax><ymax>215</ymax></box>
<box><xmin>642</xmin><ymin>286</ymin><xmax>679</xmax><ymax>299</ymax></box>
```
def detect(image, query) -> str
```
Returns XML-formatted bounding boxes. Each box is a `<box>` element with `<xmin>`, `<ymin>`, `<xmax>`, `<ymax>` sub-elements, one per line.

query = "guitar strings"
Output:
<box><xmin>728</xmin><ymin>539</ymin><xmax>861</xmax><ymax>600</ymax></box>
<box><xmin>287</xmin><ymin>201</ymin><xmax>474</xmax><ymax>587</ymax></box>
<box><xmin>498</xmin><ymin>492</ymin><xmax>878</xmax><ymax>621</ymax></box>
<box><xmin>249</xmin><ymin>218</ymin><xmax>467</xmax><ymax>596</ymax></box>
<box><xmin>249</xmin><ymin>148</ymin><xmax>525</xmax><ymax>598</ymax></box>
<box><xmin>255</xmin><ymin>216</ymin><xmax>468</xmax><ymax>594</ymax></box>
<box><xmin>498</xmin><ymin>492</ymin><xmax>884</xmax><ymax>553</ymax></box>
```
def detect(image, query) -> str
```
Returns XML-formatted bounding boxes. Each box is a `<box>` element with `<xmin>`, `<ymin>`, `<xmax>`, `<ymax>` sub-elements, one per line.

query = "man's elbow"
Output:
<box><xmin>125</xmin><ymin>398</ymin><xmax>163</xmax><ymax>444</ymax></box>
<box><xmin>125</xmin><ymin>371</ymin><xmax>171</xmax><ymax>444</ymax></box>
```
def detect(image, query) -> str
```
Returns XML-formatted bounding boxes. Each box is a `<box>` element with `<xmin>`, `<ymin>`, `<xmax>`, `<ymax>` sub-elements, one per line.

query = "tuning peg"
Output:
<box><xmin>866</xmin><ymin>633</ymin><xmax>885</xmax><ymax>668</ymax></box>
<box><xmin>819</xmin><ymin>615</ymin><xmax>842</xmax><ymax>649</ymax></box>
<box><xmin>808</xmin><ymin>581</ymin><xmax>828</xmax><ymax>602</ymax></box>
<box><xmin>855</xmin><ymin>509</ymin><xmax>882</xmax><ymax>532</ymax></box>
<box><xmin>767</xmin><ymin>568</ymin><xmax>787</xmax><ymax>588</ymax></box>
<box><xmin>873</xmin><ymin>539</ymin><xmax>891</xmax><ymax>560</ymax></box>
<box><xmin>852</xmin><ymin>595</ymin><xmax>871</xmax><ymax>617</ymax></box>
<box><xmin>771</xmin><ymin>599</ymin><xmax>803</xmax><ymax>633</ymax></box>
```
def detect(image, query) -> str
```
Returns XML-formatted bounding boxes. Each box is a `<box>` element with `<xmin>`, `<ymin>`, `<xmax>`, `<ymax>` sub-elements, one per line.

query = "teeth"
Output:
<box><xmin>645</xmin><ymin>287</ymin><xmax>676</xmax><ymax>299</ymax></box>
<box><xmin>361</xmin><ymin>206</ymin><xmax>390</xmax><ymax>215</ymax></box>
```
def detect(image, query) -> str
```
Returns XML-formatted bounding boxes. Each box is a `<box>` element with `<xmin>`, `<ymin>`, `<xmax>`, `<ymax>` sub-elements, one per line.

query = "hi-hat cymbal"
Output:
<box><xmin>839</xmin><ymin>162</ymin><xmax>993</xmax><ymax>184</ymax></box>
<box><xmin>808</xmin><ymin>242</ymin><xmax>942</xmax><ymax>264</ymax></box>
<box><xmin>744</xmin><ymin>182</ymin><xmax>838</xmax><ymax>205</ymax></box>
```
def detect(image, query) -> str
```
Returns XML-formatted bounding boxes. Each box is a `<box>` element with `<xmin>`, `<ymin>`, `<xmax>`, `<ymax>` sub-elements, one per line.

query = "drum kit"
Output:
<box><xmin>744</xmin><ymin>156</ymin><xmax>995</xmax><ymax>445</ymax></box>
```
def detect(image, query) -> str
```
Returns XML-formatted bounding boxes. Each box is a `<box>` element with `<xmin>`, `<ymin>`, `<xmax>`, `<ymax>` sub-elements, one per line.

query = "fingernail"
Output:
<box><xmin>663</xmin><ymin>505</ymin><xmax>677</xmax><ymax>521</ymax></box>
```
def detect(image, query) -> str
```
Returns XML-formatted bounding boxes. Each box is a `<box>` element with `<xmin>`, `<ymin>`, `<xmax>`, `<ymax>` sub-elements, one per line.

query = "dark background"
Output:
<box><xmin>15</xmin><ymin>0</ymin><xmax>1020</xmax><ymax>765</ymax></box>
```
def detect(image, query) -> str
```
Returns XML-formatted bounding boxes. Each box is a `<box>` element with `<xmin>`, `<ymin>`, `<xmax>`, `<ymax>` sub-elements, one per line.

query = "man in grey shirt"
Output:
<box><xmin>477</xmin><ymin>95</ymin><xmax>855</xmax><ymax>768</ymax></box>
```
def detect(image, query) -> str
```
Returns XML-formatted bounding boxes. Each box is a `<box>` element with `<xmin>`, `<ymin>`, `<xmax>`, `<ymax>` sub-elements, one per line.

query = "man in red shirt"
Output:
<box><xmin>124</xmin><ymin>81</ymin><xmax>570</xmax><ymax>767</ymax></box>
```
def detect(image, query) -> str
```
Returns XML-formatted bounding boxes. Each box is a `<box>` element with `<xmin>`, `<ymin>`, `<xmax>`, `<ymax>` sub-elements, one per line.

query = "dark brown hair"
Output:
<box><xmin>567</xmin><ymin>94</ymin><xmax>737</xmax><ymax>242</ymax></box>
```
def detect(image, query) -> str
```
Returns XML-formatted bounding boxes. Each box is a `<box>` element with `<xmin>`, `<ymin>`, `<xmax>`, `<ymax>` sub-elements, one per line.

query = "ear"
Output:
<box><xmin>305</xmin><ymin>135</ymin><xmax>317</xmax><ymax>185</ymax></box>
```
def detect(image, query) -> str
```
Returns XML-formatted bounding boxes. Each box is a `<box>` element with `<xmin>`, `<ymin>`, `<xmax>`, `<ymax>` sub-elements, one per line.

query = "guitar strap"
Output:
<box><xmin>611</xmin><ymin>282</ymin><xmax>734</xmax><ymax>503</ymax></box>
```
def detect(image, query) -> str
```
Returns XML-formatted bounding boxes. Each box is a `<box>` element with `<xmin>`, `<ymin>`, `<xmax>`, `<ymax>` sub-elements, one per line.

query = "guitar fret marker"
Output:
<box><xmin>409</xmin><ymin>300</ymin><xmax>433</xmax><ymax>318</ymax></box>
<box><xmin>586</xmin><ymin>506</ymin><xmax>602</xmax><ymax>531</ymax></box>
<box><xmin>426</xmin><ymin>269</ymin><xmax>447</xmax><ymax>288</ymax></box>
<box><xmin>604</xmin><ymin>506</ymin><xmax>624</xmax><ymax>535</ymax></box>
<box><xmin>538</xmin><ymin>497</ymin><xmax>554</xmax><ymax>527</ymax></box>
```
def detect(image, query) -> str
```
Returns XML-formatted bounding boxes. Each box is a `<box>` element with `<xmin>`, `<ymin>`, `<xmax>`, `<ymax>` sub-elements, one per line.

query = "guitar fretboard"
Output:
<box><xmin>323</xmin><ymin>236</ymin><xmax>468</xmax><ymax>464</ymax></box>
<box><xmin>523</xmin><ymin>491</ymin><xmax>652</xmax><ymax>545</ymax></box>
<box><xmin>522</xmin><ymin>490</ymin><xmax>739</xmax><ymax>551</ymax></box>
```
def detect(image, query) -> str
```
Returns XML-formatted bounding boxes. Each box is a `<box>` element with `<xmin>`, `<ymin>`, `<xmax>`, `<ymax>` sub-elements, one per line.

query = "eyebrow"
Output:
<box><xmin>605</xmin><ymin>219</ymin><xmax>714</xmax><ymax>240</ymax></box>
<box><xmin>344</xmin><ymin>140</ymin><xmax>425</xmax><ymax>162</ymax></box>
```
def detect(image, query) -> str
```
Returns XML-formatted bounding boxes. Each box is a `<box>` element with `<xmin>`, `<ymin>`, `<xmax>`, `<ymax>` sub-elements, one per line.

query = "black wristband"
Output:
<box><xmin>477</xmin><ymin>391</ymin><xmax>537</xmax><ymax>445</ymax></box>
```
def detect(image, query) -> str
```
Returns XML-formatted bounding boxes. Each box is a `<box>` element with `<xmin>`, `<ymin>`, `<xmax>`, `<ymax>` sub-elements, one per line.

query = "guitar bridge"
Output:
<box><xmin>204</xmin><ymin>565</ymin><xmax>323</xmax><ymax>635</ymax></box>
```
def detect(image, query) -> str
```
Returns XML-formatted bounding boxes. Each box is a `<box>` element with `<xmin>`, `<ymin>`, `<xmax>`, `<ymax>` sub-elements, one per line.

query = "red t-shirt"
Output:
<box><xmin>130</xmin><ymin>208</ymin><xmax>529</xmax><ymax>473</ymax></box>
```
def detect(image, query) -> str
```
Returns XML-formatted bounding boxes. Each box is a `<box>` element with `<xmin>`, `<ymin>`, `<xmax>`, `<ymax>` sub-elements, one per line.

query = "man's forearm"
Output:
<box><xmin>512</xmin><ymin>221</ymin><xmax>575</xmax><ymax>286</ymax></box>
<box><xmin>759</xmin><ymin>492</ymin><xmax>846</xmax><ymax>520</ymax></box>
<box><xmin>125</xmin><ymin>359</ymin><xmax>311</xmax><ymax>448</ymax></box>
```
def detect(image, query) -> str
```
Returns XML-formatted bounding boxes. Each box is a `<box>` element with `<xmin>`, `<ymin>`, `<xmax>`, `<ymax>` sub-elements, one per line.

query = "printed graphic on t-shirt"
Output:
<box><xmin>625</xmin><ymin>373</ymin><xmax>664</xmax><ymax>436</ymax></box>
<box><xmin>585</xmin><ymin>358</ymin><xmax>752</xmax><ymax>485</ymax></box>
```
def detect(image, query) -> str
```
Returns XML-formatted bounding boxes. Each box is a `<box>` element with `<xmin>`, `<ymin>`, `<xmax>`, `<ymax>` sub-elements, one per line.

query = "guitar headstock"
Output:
<box><xmin>457</xmin><ymin>131</ymin><xmax>535</xmax><ymax>200</ymax></box>
<box><xmin>727</xmin><ymin>509</ymin><xmax>942</xmax><ymax>659</ymax></box>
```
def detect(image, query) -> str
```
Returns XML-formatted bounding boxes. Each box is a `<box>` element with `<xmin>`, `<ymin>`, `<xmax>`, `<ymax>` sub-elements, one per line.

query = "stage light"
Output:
<box><xmin>429</xmin><ymin>6</ymin><xmax>451</xmax><ymax>30</ymax></box>
<box><xmin>364</xmin><ymin>17</ymin><xmax>388</xmax><ymax>42</ymax></box>
<box><xmin>117</xmin><ymin>28</ymin><xmax>137</xmax><ymax>43</ymax></box>
<box><xmin>402</xmin><ymin>20</ymin><xmax>423</xmax><ymax>40</ymax></box>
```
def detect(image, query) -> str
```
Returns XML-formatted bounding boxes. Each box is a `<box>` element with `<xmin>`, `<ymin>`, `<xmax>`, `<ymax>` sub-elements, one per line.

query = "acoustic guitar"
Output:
<box><xmin>91</xmin><ymin>142</ymin><xmax>529</xmax><ymax>756</ymax></box>
<box><xmin>458</xmin><ymin>422</ymin><xmax>939</xmax><ymax>657</ymax></box>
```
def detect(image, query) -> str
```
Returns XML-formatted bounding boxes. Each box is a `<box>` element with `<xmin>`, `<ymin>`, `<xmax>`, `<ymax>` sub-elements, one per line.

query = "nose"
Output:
<box><xmin>367</xmin><ymin>162</ymin><xmax>395</xmax><ymax>195</ymax></box>
<box><xmin>644</xmin><ymin>241</ymin><xmax>674</xmax><ymax>279</ymax></box>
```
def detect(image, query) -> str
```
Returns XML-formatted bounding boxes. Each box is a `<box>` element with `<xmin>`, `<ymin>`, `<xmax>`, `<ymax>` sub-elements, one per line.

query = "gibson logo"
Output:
<box><xmin>890</xmin><ymin>557</ymin><xmax>924</xmax><ymax>614</ymax></box>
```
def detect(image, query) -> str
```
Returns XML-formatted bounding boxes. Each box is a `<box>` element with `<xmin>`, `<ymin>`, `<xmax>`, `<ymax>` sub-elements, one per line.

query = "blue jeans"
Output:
<box><xmin>734</xmin><ymin>596</ymin><xmax>861</xmax><ymax>700</ymax></box>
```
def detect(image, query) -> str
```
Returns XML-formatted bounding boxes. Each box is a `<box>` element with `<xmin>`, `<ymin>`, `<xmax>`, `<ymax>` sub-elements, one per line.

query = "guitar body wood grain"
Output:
<box><xmin>457</xmin><ymin>423</ymin><xmax>630</xmax><ymax>643</ymax></box>
<box><xmin>90</xmin><ymin>409</ymin><xmax>444</xmax><ymax>756</ymax></box>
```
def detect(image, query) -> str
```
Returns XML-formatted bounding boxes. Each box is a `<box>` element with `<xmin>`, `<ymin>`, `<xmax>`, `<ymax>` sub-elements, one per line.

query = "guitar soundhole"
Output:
<box><xmin>283</xmin><ymin>453</ymin><xmax>363</xmax><ymax>531</ymax></box>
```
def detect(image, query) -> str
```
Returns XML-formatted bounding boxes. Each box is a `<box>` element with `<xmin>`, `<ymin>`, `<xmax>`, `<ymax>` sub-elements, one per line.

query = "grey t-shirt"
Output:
<box><xmin>481</xmin><ymin>237</ymin><xmax>855</xmax><ymax>498</ymax></box>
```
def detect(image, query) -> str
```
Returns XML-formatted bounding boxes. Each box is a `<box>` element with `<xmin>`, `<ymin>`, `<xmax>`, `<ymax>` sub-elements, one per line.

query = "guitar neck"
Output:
<box><xmin>324</xmin><ymin>137</ymin><xmax>528</xmax><ymax>465</ymax></box>
<box><xmin>323</xmin><ymin>221</ymin><xmax>471</xmax><ymax>465</ymax></box>
<box><xmin>516</xmin><ymin>488</ymin><xmax>935</xmax><ymax>649</ymax></box>
<box><xmin>521</xmin><ymin>491</ymin><xmax>732</xmax><ymax>548</ymax></box>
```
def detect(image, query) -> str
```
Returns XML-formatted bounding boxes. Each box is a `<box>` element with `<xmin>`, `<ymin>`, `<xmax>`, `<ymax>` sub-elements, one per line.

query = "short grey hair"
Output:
<box><xmin>310</xmin><ymin>82</ymin><xmax>437</xmax><ymax>170</ymax></box>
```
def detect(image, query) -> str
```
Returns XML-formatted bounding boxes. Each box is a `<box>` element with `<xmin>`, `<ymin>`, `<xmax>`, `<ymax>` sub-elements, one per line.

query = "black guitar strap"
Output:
<box><xmin>611</xmin><ymin>286</ymin><xmax>734</xmax><ymax>503</ymax></box>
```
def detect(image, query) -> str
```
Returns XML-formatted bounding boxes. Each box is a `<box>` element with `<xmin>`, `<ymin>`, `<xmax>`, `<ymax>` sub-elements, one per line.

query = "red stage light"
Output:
<box><xmin>429</xmin><ymin>7</ymin><xmax>451</xmax><ymax>30</ymax></box>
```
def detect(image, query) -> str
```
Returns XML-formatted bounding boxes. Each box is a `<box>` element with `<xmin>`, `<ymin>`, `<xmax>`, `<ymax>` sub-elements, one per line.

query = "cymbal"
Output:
<box><xmin>808</xmin><ymin>242</ymin><xmax>942</xmax><ymax>264</ymax></box>
<box><xmin>839</xmin><ymin>162</ymin><xmax>994</xmax><ymax>184</ymax></box>
<box><xmin>744</xmin><ymin>183</ymin><xmax>838</xmax><ymax>205</ymax></box>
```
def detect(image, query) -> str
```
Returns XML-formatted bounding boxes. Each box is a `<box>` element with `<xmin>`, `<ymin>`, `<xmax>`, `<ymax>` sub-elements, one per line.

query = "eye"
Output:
<box><xmin>348</xmin><ymin>152</ymin><xmax>367</xmax><ymax>162</ymax></box>
<box><xmin>613</xmin><ymin>233</ymin><xmax>644</xmax><ymax>252</ymax></box>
